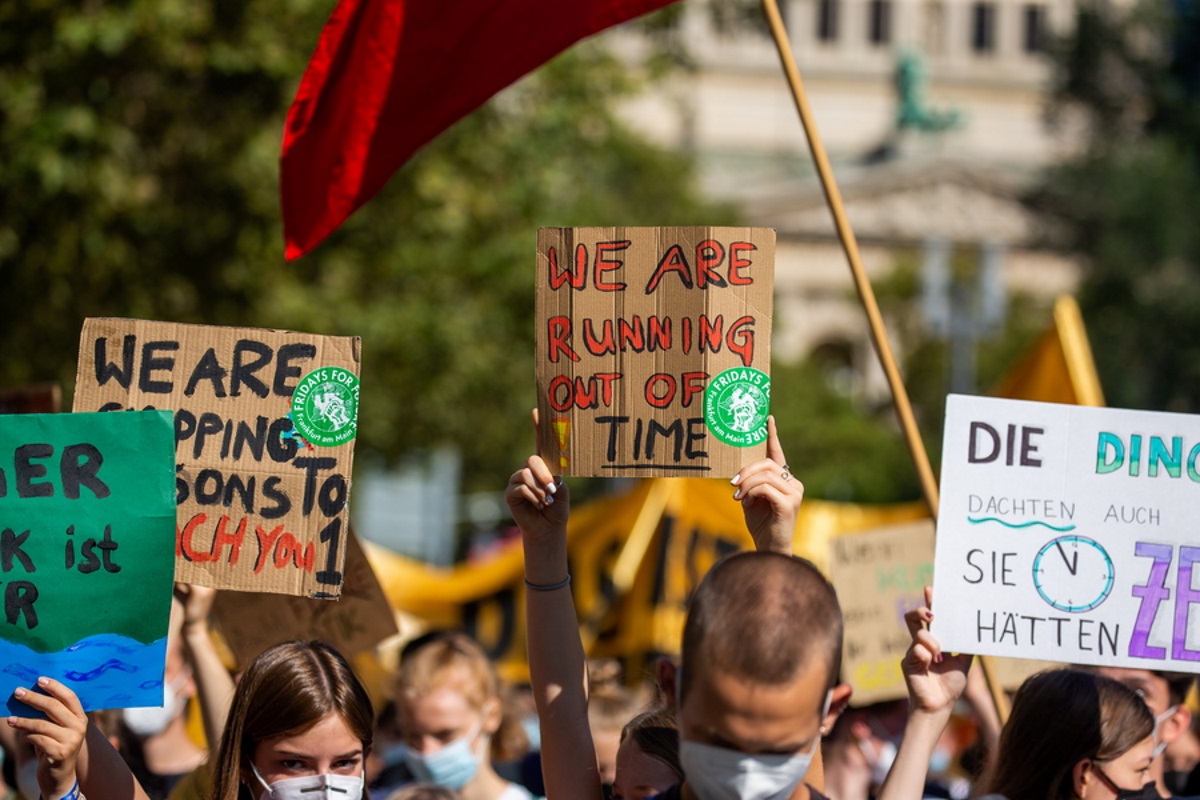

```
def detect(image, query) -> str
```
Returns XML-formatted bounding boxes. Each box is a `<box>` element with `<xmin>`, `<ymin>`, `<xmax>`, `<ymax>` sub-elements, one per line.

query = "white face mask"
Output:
<box><xmin>679</xmin><ymin>691</ymin><xmax>831</xmax><ymax>800</ymax></box>
<box><xmin>251</xmin><ymin>763</ymin><xmax>364</xmax><ymax>800</ymax></box>
<box><xmin>122</xmin><ymin>674</ymin><xmax>187</xmax><ymax>737</ymax></box>
<box><xmin>1152</xmin><ymin>705</ymin><xmax>1180</xmax><ymax>760</ymax></box>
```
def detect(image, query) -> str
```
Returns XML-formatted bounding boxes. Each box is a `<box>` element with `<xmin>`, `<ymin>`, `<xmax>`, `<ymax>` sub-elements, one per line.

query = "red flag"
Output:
<box><xmin>281</xmin><ymin>0</ymin><xmax>679</xmax><ymax>260</ymax></box>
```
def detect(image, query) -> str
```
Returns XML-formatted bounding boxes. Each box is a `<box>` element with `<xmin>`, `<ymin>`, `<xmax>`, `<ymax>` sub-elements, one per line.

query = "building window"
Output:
<box><xmin>817</xmin><ymin>0</ymin><xmax>840</xmax><ymax>42</ymax></box>
<box><xmin>869</xmin><ymin>0</ymin><xmax>892</xmax><ymax>44</ymax></box>
<box><xmin>1022</xmin><ymin>4</ymin><xmax>1046</xmax><ymax>52</ymax></box>
<box><xmin>971</xmin><ymin>2</ymin><xmax>996</xmax><ymax>53</ymax></box>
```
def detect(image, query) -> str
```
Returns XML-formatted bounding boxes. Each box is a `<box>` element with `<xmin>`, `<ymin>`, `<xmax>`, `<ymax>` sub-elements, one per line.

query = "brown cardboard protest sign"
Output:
<box><xmin>536</xmin><ymin>227</ymin><xmax>775</xmax><ymax>477</ymax></box>
<box><xmin>72</xmin><ymin>318</ymin><xmax>360</xmax><ymax>597</ymax></box>
<box><xmin>212</xmin><ymin>529</ymin><xmax>398</xmax><ymax>664</ymax></box>
<box><xmin>829</xmin><ymin>520</ymin><xmax>935</xmax><ymax>705</ymax></box>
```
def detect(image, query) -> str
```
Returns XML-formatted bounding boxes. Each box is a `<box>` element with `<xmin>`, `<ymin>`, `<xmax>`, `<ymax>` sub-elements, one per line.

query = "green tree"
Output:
<box><xmin>0</xmin><ymin>2</ymin><xmax>729</xmax><ymax>494</ymax></box>
<box><xmin>1035</xmin><ymin>0</ymin><xmax>1200</xmax><ymax>412</ymax></box>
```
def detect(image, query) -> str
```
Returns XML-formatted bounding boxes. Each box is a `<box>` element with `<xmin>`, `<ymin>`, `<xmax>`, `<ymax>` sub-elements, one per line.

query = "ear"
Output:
<box><xmin>1072</xmin><ymin>759</ymin><xmax>1093</xmax><ymax>800</ymax></box>
<box><xmin>481</xmin><ymin>696</ymin><xmax>503</xmax><ymax>735</ymax></box>
<box><xmin>822</xmin><ymin>683</ymin><xmax>853</xmax><ymax>736</ymax></box>
<box><xmin>657</xmin><ymin>657</ymin><xmax>680</xmax><ymax>710</ymax></box>
<box><xmin>1162</xmin><ymin>705</ymin><xmax>1192</xmax><ymax>746</ymax></box>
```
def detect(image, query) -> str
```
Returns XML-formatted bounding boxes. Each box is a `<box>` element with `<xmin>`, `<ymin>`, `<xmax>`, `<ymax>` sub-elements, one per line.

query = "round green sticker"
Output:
<box><xmin>704</xmin><ymin>367</ymin><xmax>771</xmax><ymax>447</ymax></box>
<box><xmin>291</xmin><ymin>367</ymin><xmax>359</xmax><ymax>447</ymax></box>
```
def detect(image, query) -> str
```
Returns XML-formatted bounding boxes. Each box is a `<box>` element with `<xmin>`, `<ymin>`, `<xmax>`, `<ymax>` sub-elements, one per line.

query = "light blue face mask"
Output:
<box><xmin>401</xmin><ymin>724</ymin><xmax>483</xmax><ymax>790</ymax></box>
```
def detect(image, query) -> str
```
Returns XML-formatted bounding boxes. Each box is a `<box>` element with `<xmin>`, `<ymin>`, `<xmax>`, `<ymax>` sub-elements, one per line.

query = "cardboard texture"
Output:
<box><xmin>829</xmin><ymin>520</ymin><xmax>934</xmax><ymax>704</ymax></box>
<box><xmin>934</xmin><ymin>395</ymin><xmax>1200</xmax><ymax>672</ymax></box>
<box><xmin>536</xmin><ymin>227</ymin><xmax>775</xmax><ymax>477</ymax></box>
<box><xmin>72</xmin><ymin>318</ymin><xmax>360</xmax><ymax>598</ymax></box>
<box><xmin>212</xmin><ymin>528</ymin><xmax>397</xmax><ymax>665</ymax></box>
<box><xmin>0</xmin><ymin>411</ymin><xmax>176</xmax><ymax>712</ymax></box>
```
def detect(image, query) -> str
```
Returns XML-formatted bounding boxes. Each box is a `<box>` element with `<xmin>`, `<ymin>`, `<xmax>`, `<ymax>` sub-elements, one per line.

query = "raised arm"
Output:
<box><xmin>733</xmin><ymin>416</ymin><xmax>804</xmax><ymax>555</ymax></box>
<box><xmin>507</xmin><ymin>455</ymin><xmax>604</xmax><ymax>800</ymax></box>
<box><xmin>9</xmin><ymin>678</ymin><xmax>153</xmax><ymax>800</ymax></box>
<box><xmin>176</xmin><ymin>582</ymin><xmax>235</xmax><ymax>750</ymax></box>
<box><xmin>877</xmin><ymin>588</ymin><xmax>972</xmax><ymax>800</ymax></box>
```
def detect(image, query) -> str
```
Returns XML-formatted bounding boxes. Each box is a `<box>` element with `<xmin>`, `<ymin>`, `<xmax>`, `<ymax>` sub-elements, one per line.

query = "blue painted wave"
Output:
<box><xmin>0</xmin><ymin>633</ymin><xmax>166</xmax><ymax>714</ymax></box>
<box><xmin>967</xmin><ymin>516</ymin><xmax>1076</xmax><ymax>532</ymax></box>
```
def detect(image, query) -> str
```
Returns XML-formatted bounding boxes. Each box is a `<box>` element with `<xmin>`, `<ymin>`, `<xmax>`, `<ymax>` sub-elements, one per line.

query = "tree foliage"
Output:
<box><xmin>1037</xmin><ymin>0</ymin><xmax>1200</xmax><ymax>412</ymax></box>
<box><xmin>0</xmin><ymin>1</ymin><xmax>730</xmax><ymax>492</ymax></box>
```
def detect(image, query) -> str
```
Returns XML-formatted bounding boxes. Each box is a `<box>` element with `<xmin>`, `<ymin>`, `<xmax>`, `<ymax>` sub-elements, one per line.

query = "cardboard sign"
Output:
<box><xmin>934</xmin><ymin>395</ymin><xmax>1200</xmax><ymax>672</ymax></box>
<box><xmin>72</xmin><ymin>319</ymin><xmax>361</xmax><ymax>598</ymax></box>
<box><xmin>212</xmin><ymin>528</ymin><xmax>398</xmax><ymax>665</ymax></box>
<box><xmin>536</xmin><ymin>227</ymin><xmax>775</xmax><ymax>477</ymax></box>
<box><xmin>830</xmin><ymin>520</ymin><xmax>935</xmax><ymax>704</ymax></box>
<box><xmin>0</xmin><ymin>411</ymin><xmax>176</xmax><ymax>711</ymax></box>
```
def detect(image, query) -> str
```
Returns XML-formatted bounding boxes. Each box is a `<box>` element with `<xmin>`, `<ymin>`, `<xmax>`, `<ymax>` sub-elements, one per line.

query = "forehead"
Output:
<box><xmin>679</xmin><ymin>663</ymin><xmax>827</xmax><ymax>753</ymax></box>
<box><xmin>399</xmin><ymin>686</ymin><xmax>479</xmax><ymax>730</ymax></box>
<box><xmin>615</xmin><ymin>737</ymin><xmax>681</xmax><ymax>797</ymax></box>
<box><xmin>256</xmin><ymin>712</ymin><xmax>362</xmax><ymax>761</ymax></box>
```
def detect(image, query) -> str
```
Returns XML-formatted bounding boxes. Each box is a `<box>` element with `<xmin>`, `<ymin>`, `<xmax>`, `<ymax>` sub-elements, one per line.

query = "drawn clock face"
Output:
<box><xmin>1032</xmin><ymin>535</ymin><xmax>1115</xmax><ymax>613</ymax></box>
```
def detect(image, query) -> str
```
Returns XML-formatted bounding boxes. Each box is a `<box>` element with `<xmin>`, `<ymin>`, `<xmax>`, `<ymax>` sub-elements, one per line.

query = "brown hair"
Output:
<box><xmin>681</xmin><ymin>552</ymin><xmax>843</xmax><ymax>700</ymax></box>
<box><xmin>397</xmin><ymin>632</ymin><xmax>527</xmax><ymax>762</ymax></box>
<box><xmin>212</xmin><ymin>641</ymin><xmax>374</xmax><ymax>800</ymax></box>
<box><xmin>979</xmin><ymin>669</ymin><xmax>1154</xmax><ymax>800</ymax></box>
<box><xmin>621</xmin><ymin>705</ymin><xmax>682</xmax><ymax>780</ymax></box>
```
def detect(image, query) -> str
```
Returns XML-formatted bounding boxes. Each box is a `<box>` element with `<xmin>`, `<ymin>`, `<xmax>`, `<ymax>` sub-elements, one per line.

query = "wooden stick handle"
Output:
<box><xmin>760</xmin><ymin>0</ymin><xmax>1012</xmax><ymax>723</ymax></box>
<box><xmin>760</xmin><ymin>0</ymin><xmax>939</xmax><ymax>516</ymax></box>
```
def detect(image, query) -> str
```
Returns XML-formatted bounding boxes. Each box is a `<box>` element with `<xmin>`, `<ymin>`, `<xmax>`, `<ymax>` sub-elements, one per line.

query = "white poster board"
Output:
<box><xmin>933</xmin><ymin>395</ymin><xmax>1200</xmax><ymax>672</ymax></box>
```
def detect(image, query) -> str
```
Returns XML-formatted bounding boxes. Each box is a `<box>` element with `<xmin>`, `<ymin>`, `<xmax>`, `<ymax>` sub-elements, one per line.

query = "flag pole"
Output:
<box><xmin>759</xmin><ymin>0</ymin><xmax>1011</xmax><ymax>722</ymax></box>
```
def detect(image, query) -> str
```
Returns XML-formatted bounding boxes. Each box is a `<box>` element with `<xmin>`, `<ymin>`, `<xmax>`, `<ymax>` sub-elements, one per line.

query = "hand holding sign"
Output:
<box><xmin>8</xmin><ymin>678</ymin><xmax>87</xmax><ymax>800</ymax></box>
<box><xmin>732</xmin><ymin>416</ymin><xmax>803</xmax><ymax>555</ymax></box>
<box><xmin>506</xmin><ymin>456</ymin><xmax>570</xmax><ymax>587</ymax></box>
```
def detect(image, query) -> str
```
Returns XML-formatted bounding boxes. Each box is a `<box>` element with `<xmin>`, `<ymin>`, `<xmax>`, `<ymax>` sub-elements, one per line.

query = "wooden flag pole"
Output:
<box><xmin>759</xmin><ymin>0</ymin><xmax>1011</xmax><ymax>722</ymax></box>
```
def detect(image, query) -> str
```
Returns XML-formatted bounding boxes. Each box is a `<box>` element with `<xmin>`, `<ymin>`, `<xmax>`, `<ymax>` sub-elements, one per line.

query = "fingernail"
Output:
<box><xmin>730</xmin><ymin>474</ymin><xmax>742</xmax><ymax>486</ymax></box>
<box><xmin>545</xmin><ymin>482</ymin><xmax>557</xmax><ymax>495</ymax></box>
<box><xmin>36</xmin><ymin>678</ymin><xmax>47</xmax><ymax>687</ymax></box>
<box><xmin>935</xmin><ymin>653</ymin><xmax>944</xmax><ymax>664</ymax></box>
<box><xmin>732</xmin><ymin>489</ymin><xmax>742</xmax><ymax>500</ymax></box>
<box><xmin>545</xmin><ymin>495</ymin><xmax>555</xmax><ymax>505</ymax></box>
<box><xmin>13</xmin><ymin>688</ymin><xmax>24</xmax><ymax>698</ymax></box>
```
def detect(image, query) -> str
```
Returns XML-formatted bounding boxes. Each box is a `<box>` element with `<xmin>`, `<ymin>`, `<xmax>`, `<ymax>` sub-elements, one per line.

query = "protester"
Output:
<box><xmin>510</xmin><ymin>414</ymin><xmax>849</xmax><ymax>800</ymax></box>
<box><xmin>1085</xmin><ymin>668</ymin><xmax>1194</xmax><ymax>798</ymax></box>
<box><xmin>208</xmin><ymin>639</ymin><xmax>372</xmax><ymax>800</ymax></box>
<box><xmin>585</xmin><ymin>660</ymin><xmax>652</xmax><ymax>788</ymax></box>
<box><xmin>5</xmin><ymin>638</ymin><xmax>375</xmax><ymax>800</ymax></box>
<box><xmin>881</xmin><ymin>592</ymin><xmax>1157</xmax><ymax>800</ymax></box>
<box><xmin>388</xmin><ymin>631</ymin><xmax>534</xmax><ymax>800</ymax></box>
<box><xmin>119</xmin><ymin>594</ymin><xmax>206</xmax><ymax>799</ymax></box>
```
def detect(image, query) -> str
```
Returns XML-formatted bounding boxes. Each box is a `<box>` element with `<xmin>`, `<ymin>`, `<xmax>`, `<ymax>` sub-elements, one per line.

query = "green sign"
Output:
<box><xmin>0</xmin><ymin>411</ymin><xmax>176</xmax><ymax>711</ymax></box>
<box><xmin>291</xmin><ymin>366</ymin><xmax>360</xmax><ymax>447</ymax></box>
<box><xmin>704</xmin><ymin>367</ymin><xmax>771</xmax><ymax>447</ymax></box>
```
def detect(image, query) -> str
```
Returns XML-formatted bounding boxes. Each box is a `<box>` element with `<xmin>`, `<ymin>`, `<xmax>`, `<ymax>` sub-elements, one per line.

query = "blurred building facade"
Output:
<box><xmin>611</xmin><ymin>0</ymin><xmax>1085</xmax><ymax>396</ymax></box>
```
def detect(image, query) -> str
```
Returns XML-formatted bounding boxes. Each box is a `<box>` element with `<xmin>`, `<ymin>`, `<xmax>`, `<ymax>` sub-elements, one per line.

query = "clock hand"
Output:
<box><xmin>1056</xmin><ymin>541</ymin><xmax>1078</xmax><ymax>576</ymax></box>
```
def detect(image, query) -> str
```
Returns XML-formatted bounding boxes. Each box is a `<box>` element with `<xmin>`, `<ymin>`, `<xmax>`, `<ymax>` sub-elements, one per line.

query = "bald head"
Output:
<box><xmin>681</xmin><ymin>552</ymin><xmax>842</xmax><ymax>701</ymax></box>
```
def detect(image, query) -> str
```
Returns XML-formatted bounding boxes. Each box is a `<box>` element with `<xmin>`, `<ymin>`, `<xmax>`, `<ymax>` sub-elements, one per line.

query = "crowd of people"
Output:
<box><xmin>5</xmin><ymin>417</ymin><xmax>1200</xmax><ymax>800</ymax></box>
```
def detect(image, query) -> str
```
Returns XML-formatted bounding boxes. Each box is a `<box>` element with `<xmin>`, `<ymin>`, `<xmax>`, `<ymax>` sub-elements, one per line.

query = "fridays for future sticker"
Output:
<box><xmin>704</xmin><ymin>367</ymin><xmax>771</xmax><ymax>447</ymax></box>
<box><xmin>291</xmin><ymin>367</ymin><xmax>359</xmax><ymax>447</ymax></box>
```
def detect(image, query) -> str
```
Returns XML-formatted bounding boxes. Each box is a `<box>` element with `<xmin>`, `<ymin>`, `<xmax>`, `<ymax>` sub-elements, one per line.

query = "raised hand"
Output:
<box><xmin>732</xmin><ymin>416</ymin><xmax>804</xmax><ymax>555</ymax></box>
<box><xmin>901</xmin><ymin>586</ymin><xmax>971</xmax><ymax>716</ymax></box>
